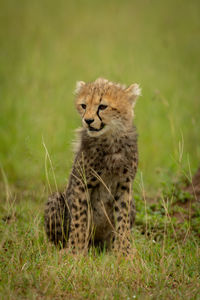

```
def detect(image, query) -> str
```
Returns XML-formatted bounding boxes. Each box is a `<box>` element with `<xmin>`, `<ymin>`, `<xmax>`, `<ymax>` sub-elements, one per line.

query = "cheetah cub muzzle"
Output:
<box><xmin>44</xmin><ymin>78</ymin><xmax>141</xmax><ymax>254</ymax></box>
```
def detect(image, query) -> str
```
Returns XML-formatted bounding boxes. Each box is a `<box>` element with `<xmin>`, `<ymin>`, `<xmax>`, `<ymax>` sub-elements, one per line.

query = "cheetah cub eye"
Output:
<box><xmin>81</xmin><ymin>104</ymin><xmax>86</xmax><ymax>109</ymax></box>
<box><xmin>98</xmin><ymin>104</ymin><xmax>107</xmax><ymax>110</ymax></box>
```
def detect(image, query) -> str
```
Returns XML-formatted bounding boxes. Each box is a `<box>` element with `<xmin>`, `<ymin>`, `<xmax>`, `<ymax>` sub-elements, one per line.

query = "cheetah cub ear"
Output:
<box><xmin>74</xmin><ymin>81</ymin><xmax>85</xmax><ymax>95</ymax></box>
<box><xmin>125</xmin><ymin>83</ymin><xmax>141</xmax><ymax>107</ymax></box>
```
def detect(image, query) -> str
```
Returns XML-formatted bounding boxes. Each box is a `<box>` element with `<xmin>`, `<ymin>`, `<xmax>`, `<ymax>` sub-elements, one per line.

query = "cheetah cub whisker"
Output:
<box><xmin>44</xmin><ymin>78</ymin><xmax>141</xmax><ymax>254</ymax></box>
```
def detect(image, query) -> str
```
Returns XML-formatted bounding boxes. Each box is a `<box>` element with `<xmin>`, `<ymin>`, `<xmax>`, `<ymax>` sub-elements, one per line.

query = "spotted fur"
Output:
<box><xmin>44</xmin><ymin>78</ymin><xmax>141</xmax><ymax>254</ymax></box>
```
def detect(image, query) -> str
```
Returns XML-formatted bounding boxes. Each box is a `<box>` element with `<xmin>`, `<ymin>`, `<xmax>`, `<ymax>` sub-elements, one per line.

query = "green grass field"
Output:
<box><xmin>0</xmin><ymin>0</ymin><xmax>200</xmax><ymax>299</ymax></box>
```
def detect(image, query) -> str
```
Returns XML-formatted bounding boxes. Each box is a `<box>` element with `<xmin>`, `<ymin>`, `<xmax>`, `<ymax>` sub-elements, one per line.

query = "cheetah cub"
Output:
<box><xmin>44</xmin><ymin>78</ymin><xmax>141</xmax><ymax>254</ymax></box>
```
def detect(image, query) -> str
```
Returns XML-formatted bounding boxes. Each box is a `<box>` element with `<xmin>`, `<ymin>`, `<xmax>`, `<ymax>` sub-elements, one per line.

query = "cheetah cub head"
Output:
<box><xmin>75</xmin><ymin>78</ymin><xmax>141</xmax><ymax>137</ymax></box>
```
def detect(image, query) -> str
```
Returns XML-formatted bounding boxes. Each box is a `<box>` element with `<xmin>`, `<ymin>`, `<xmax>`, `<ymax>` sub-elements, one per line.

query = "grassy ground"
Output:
<box><xmin>0</xmin><ymin>0</ymin><xmax>200</xmax><ymax>299</ymax></box>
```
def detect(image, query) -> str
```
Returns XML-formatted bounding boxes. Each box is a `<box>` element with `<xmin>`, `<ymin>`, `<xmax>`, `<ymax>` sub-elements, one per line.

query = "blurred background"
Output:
<box><xmin>0</xmin><ymin>0</ymin><xmax>200</xmax><ymax>193</ymax></box>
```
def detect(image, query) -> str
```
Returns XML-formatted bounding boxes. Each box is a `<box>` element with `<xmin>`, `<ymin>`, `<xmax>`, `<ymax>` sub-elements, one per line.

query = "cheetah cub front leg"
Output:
<box><xmin>67</xmin><ymin>184</ymin><xmax>90</xmax><ymax>254</ymax></box>
<box><xmin>113</xmin><ymin>179</ymin><xmax>132</xmax><ymax>254</ymax></box>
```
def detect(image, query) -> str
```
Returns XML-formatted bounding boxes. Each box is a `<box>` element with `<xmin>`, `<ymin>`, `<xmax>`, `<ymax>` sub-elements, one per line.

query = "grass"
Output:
<box><xmin>0</xmin><ymin>0</ymin><xmax>200</xmax><ymax>298</ymax></box>
<box><xmin>0</xmin><ymin>183</ymin><xmax>199</xmax><ymax>299</ymax></box>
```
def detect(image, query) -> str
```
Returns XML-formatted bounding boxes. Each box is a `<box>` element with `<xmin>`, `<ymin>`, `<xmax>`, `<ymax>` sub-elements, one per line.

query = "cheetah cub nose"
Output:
<box><xmin>85</xmin><ymin>119</ymin><xmax>94</xmax><ymax>125</ymax></box>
